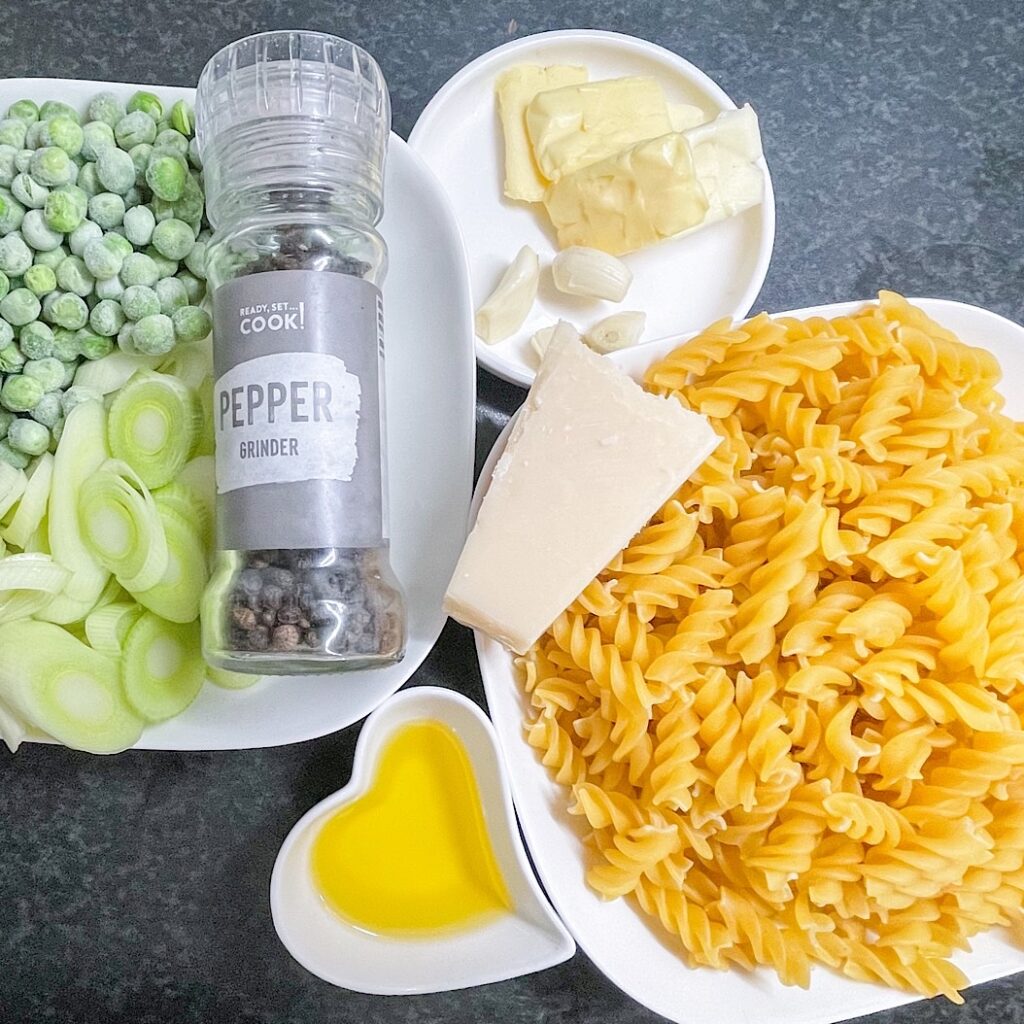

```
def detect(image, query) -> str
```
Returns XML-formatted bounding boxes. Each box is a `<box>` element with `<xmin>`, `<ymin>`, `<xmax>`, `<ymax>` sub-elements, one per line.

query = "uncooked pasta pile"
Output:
<box><xmin>518</xmin><ymin>292</ymin><xmax>1024</xmax><ymax>1002</ymax></box>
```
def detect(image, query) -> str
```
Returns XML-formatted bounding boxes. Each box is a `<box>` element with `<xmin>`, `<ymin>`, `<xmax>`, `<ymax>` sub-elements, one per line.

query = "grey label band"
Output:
<box><xmin>212</xmin><ymin>269</ymin><xmax>384</xmax><ymax>551</ymax></box>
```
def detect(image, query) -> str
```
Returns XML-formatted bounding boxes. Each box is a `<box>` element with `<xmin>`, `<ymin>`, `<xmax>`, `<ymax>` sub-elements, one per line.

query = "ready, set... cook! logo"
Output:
<box><xmin>238</xmin><ymin>301</ymin><xmax>306</xmax><ymax>335</ymax></box>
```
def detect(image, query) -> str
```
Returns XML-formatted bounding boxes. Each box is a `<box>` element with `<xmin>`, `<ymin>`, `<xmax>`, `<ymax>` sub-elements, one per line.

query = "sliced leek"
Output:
<box><xmin>176</xmin><ymin>456</ymin><xmax>215</xmax><ymax>544</ymax></box>
<box><xmin>122</xmin><ymin>612</ymin><xmax>204</xmax><ymax>721</ymax></box>
<box><xmin>79</xmin><ymin>460</ymin><xmax>169</xmax><ymax>593</ymax></box>
<box><xmin>153</xmin><ymin>482</ymin><xmax>211</xmax><ymax>542</ymax></box>
<box><xmin>584</xmin><ymin>311</ymin><xmax>646</xmax><ymax>354</ymax></box>
<box><xmin>551</xmin><ymin>246</ymin><xmax>632</xmax><ymax>302</ymax></box>
<box><xmin>475</xmin><ymin>245</ymin><xmax>540</xmax><ymax>343</ymax></box>
<box><xmin>0</xmin><ymin>696</ymin><xmax>31</xmax><ymax>753</ymax></box>
<box><xmin>0</xmin><ymin>463</ymin><xmax>28</xmax><ymax>520</ymax></box>
<box><xmin>206</xmin><ymin>664</ymin><xmax>262</xmax><ymax>690</ymax></box>
<box><xmin>3</xmin><ymin>452</ymin><xmax>53</xmax><ymax>550</ymax></box>
<box><xmin>0</xmin><ymin>619</ymin><xmax>143</xmax><ymax>753</ymax></box>
<box><xmin>0</xmin><ymin>553</ymin><xmax>70</xmax><ymax>593</ymax></box>
<box><xmin>158</xmin><ymin>336</ymin><xmax>212</xmax><ymax>390</ymax></box>
<box><xmin>84</xmin><ymin>601</ymin><xmax>143</xmax><ymax>656</ymax></box>
<box><xmin>108</xmin><ymin>372</ymin><xmax>200</xmax><ymax>489</ymax></box>
<box><xmin>73</xmin><ymin>350</ymin><xmax>163</xmax><ymax>395</ymax></box>
<box><xmin>129</xmin><ymin>505</ymin><xmax>207</xmax><ymax>624</ymax></box>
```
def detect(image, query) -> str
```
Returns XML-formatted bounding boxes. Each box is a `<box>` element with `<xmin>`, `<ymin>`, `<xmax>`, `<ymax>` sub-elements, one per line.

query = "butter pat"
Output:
<box><xmin>526</xmin><ymin>76</ymin><xmax>673</xmax><ymax>182</ymax></box>
<box><xmin>443</xmin><ymin>335</ymin><xmax>719</xmax><ymax>654</ymax></box>
<box><xmin>543</xmin><ymin>104</ymin><xmax>765</xmax><ymax>255</ymax></box>
<box><xmin>496</xmin><ymin>64</ymin><xmax>588</xmax><ymax>202</ymax></box>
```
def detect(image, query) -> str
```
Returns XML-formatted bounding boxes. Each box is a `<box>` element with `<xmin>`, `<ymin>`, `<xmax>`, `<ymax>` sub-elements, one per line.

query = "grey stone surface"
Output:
<box><xmin>2</xmin><ymin>1</ymin><xmax>1023</xmax><ymax>1022</ymax></box>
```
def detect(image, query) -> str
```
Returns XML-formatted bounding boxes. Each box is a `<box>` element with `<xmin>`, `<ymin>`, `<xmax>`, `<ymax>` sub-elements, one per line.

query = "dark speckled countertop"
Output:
<box><xmin>2</xmin><ymin>1</ymin><xmax>1023</xmax><ymax>1022</ymax></box>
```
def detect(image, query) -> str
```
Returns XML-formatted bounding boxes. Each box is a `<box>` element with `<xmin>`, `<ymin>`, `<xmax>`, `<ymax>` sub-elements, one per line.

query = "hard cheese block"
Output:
<box><xmin>496</xmin><ymin>64</ymin><xmax>588</xmax><ymax>202</ymax></box>
<box><xmin>444</xmin><ymin>335</ymin><xmax>720</xmax><ymax>654</ymax></box>
<box><xmin>544</xmin><ymin>104</ymin><xmax>764</xmax><ymax>255</ymax></box>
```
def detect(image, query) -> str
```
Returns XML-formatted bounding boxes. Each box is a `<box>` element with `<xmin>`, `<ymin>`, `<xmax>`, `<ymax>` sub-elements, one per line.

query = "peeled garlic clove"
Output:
<box><xmin>550</xmin><ymin>246</ymin><xmax>633</xmax><ymax>302</ymax></box>
<box><xmin>530</xmin><ymin>320</ymin><xmax>580</xmax><ymax>364</ymax></box>
<box><xmin>475</xmin><ymin>246</ymin><xmax>540</xmax><ymax>343</ymax></box>
<box><xmin>584</xmin><ymin>311</ymin><xmax>646</xmax><ymax>354</ymax></box>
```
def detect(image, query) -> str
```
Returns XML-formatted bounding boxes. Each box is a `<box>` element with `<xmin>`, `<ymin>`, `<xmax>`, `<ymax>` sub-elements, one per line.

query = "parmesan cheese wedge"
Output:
<box><xmin>444</xmin><ymin>334</ymin><xmax>719</xmax><ymax>654</ymax></box>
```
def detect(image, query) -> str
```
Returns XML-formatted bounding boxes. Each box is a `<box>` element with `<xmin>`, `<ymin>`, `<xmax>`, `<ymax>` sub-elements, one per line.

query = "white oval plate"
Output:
<box><xmin>0</xmin><ymin>78</ymin><xmax>476</xmax><ymax>751</ymax></box>
<box><xmin>409</xmin><ymin>29</ymin><xmax>775</xmax><ymax>388</ymax></box>
<box><xmin>271</xmin><ymin>686</ymin><xmax>574</xmax><ymax>994</ymax></box>
<box><xmin>472</xmin><ymin>298</ymin><xmax>1024</xmax><ymax>1024</ymax></box>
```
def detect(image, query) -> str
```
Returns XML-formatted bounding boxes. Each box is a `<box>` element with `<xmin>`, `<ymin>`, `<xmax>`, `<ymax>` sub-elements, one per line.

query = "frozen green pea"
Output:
<box><xmin>42</xmin><ymin>116</ymin><xmax>83</xmax><ymax>157</ymax></box>
<box><xmin>128</xmin><ymin>143</ymin><xmax>153</xmax><ymax>185</ymax></box>
<box><xmin>143</xmin><ymin>246</ymin><xmax>177</xmax><ymax>279</ymax></box>
<box><xmin>44</xmin><ymin>187</ymin><xmax>86</xmax><ymax>233</ymax></box>
<box><xmin>122</xmin><ymin>204</ymin><xmax>155</xmax><ymax>247</ymax></box>
<box><xmin>0</xmin><ymin>144</ymin><xmax>18</xmax><ymax>187</ymax></box>
<box><xmin>170</xmin><ymin>304</ymin><xmax>211</xmax><ymax>344</ymax></box>
<box><xmin>14</xmin><ymin>149</ymin><xmax>32</xmax><ymax>174</ymax></box>
<box><xmin>29</xmin><ymin>146</ymin><xmax>72</xmax><ymax>187</ymax></box>
<box><xmin>80</xmin><ymin>120</ymin><xmax>116</xmax><ymax>161</ymax></box>
<box><xmin>175</xmin><ymin>270</ymin><xmax>204</xmax><ymax>304</ymax></box>
<box><xmin>154</xmin><ymin>275</ymin><xmax>187</xmax><ymax>313</ymax></box>
<box><xmin>119</xmin><ymin>251</ymin><xmax>159</xmax><ymax>288</ymax></box>
<box><xmin>7</xmin><ymin>417</ymin><xmax>50</xmax><ymax>456</ymax></box>
<box><xmin>87</xmin><ymin>92</ymin><xmax>125</xmax><ymax>128</ymax></box>
<box><xmin>0</xmin><ymin>410</ymin><xmax>12</xmax><ymax>434</ymax></box>
<box><xmin>11</xmin><ymin>171</ymin><xmax>47</xmax><ymax>209</ymax></box>
<box><xmin>0</xmin><ymin>343</ymin><xmax>23</xmax><ymax>371</ymax></box>
<box><xmin>55</xmin><ymin>255</ymin><xmax>93</xmax><ymax>297</ymax></box>
<box><xmin>32</xmin><ymin>244</ymin><xmax>68</xmax><ymax>270</ymax></box>
<box><xmin>96</xmin><ymin>147</ymin><xmax>135</xmax><ymax>194</ymax></box>
<box><xmin>30</xmin><ymin>390</ymin><xmax>62</xmax><ymax>427</ymax></box>
<box><xmin>123</xmin><ymin>185</ymin><xmax>143</xmax><ymax>209</ymax></box>
<box><xmin>116</xmin><ymin>321</ymin><xmax>135</xmax><ymax>352</ymax></box>
<box><xmin>94</xmin><ymin>274</ymin><xmax>124</xmax><ymax>300</ymax></box>
<box><xmin>145</xmin><ymin>151</ymin><xmax>187</xmax><ymax>201</ymax></box>
<box><xmin>171</xmin><ymin>173</ymin><xmax>203</xmax><ymax>225</ymax></box>
<box><xmin>127</xmin><ymin>91</ymin><xmax>163</xmax><ymax>121</ymax></box>
<box><xmin>24</xmin><ymin>121</ymin><xmax>47</xmax><ymax>150</ymax></box>
<box><xmin>24</xmin><ymin>356</ymin><xmax>67</xmax><ymax>392</ymax></box>
<box><xmin>153</xmin><ymin>128</ymin><xmax>189</xmax><ymax>157</ymax></box>
<box><xmin>169</xmin><ymin>100</ymin><xmax>193</xmax><ymax>138</ymax></box>
<box><xmin>131</xmin><ymin>312</ymin><xmax>174</xmax><ymax>355</ymax></box>
<box><xmin>87</xmin><ymin>191</ymin><xmax>125</xmax><ymax>229</ymax></box>
<box><xmin>183</xmin><ymin>239</ymin><xmax>207</xmax><ymax>279</ymax></box>
<box><xmin>0</xmin><ymin>373</ymin><xmax>43</xmax><ymax>411</ymax></box>
<box><xmin>104</xmin><ymin>232</ymin><xmax>132</xmax><ymax>260</ymax></box>
<box><xmin>0</xmin><ymin>235</ymin><xmax>31</xmax><ymax>276</ymax></box>
<box><xmin>0</xmin><ymin>271</ymin><xmax>8</xmax><ymax>301</ymax></box>
<box><xmin>0</xmin><ymin>119</ymin><xmax>27</xmax><ymax>149</ymax></box>
<box><xmin>151</xmin><ymin>218</ymin><xmax>194</xmax><ymax>261</ymax></box>
<box><xmin>82</xmin><ymin>235</ymin><xmax>124</xmax><ymax>280</ymax></box>
<box><xmin>39</xmin><ymin>101</ymin><xmax>80</xmax><ymax>125</ymax></box>
<box><xmin>75</xmin><ymin>161</ymin><xmax>101</xmax><ymax>197</ymax></box>
<box><xmin>149</xmin><ymin>196</ymin><xmax>175</xmax><ymax>223</ymax></box>
<box><xmin>59</xmin><ymin>385</ymin><xmax>94</xmax><ymax>415</ymax></box>
<box><xmin>0</xmin><ymin>439</ymin><xmax>30</xmax><ymax>469</ymax></box>
<box><xmin>7</xmin><ymin>99</ymin><xmax>39</xmax><ymax>125</ymax></box>
<box><xmin>75</xmin><ymin>328</ymin><xmax>113</xmax><ymax>361</ymax></box>
<box><xmin>0</xmin><ymin>189</ymin><xmax>25</xmax><ymax>234</ymax></box>
<box><xmin>114</xmin><ymin>110</ymin><xmax>156</xmax><ymax>150</ymax></box>
<box><xmin>0</xmin><ymin>286</ymin><xmax>39</xmax><ymax>325</ymax></box>
<box><xmin>21</xmin><ymin>208</ymin><xmax>63</xmax><ymax>251</ymax></box>
<box><xmin>60</xmin><ymin>359</ymin><xmax>77</xmax><ymax>387</ymax></box>
<box><xmin>18</xmin><ymin>320</ymin><xmax>54</xmax><ymax>359</ymax></box>
<box><xmin>0</xmin><ymin>320</ymin><xmax>12</xmax><ymax>348</ymax></box>
<box><xmin>88</xmin><ymin>297</ymin><xmax>124</xmax><ymax>336</ymax></box>
<box><xmin>68</xmin><ymin>219</ymin><xmax>101</xmax><ymax>257</ymax></box>
<box><xmin>187</xmin><ymin>136</ymin><xmax>202</xmax><ymax>170</ymax></box>
<box><xmin>43</xmin><ymin>291</ymin><xmax>88</xmax><ymax>330</ymax></box>
<box><xmin>23</xmin><ymin>264</ymin><xmax>57</xmax><ymax>297</ymax></box>
<box><xmin>121</xmin><ymin>284</ymin><xmax>160</xmax><ymax>322</ymax></box>
<box><xmin>50</xmin><ymin>327</ymin><xmax>79</xmax><ymax>361</ymax></box>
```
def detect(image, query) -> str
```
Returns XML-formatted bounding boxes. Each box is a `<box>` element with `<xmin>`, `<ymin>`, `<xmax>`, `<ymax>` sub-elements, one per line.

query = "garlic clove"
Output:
<box><xmin>584</xmin><ymin>311</ymin><xmax>646</xmax><ymax>354</ymax></box>
<box><xmin>550</xmin><ymin>246</ymin><xmax>632</xmax><ymax>302</ymax></box>
<box><xmin>475</xmin><ymin>246</ymin><xmax>540</xmax><ymax>344</ymax></box>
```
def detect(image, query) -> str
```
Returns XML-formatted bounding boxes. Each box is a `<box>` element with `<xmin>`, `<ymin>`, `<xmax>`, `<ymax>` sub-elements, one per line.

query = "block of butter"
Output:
<box><xmin>525</xmin><ymin>76</ymin><xmax>674</xmax><ymax>182</ymax></box>
<box><xmin>496</xmin><ymin>64</ymin><xmax>588</xmax><ymax>202</ymax></box>
<box><xmin>443</xmin><ymin>334</ymin><xmax>719</xmax><ymax>655</ymax></box>
<box><xmin>543</xmin><ymin>104</ymin><xmax>764</xmax><ymax>255</ymax></box>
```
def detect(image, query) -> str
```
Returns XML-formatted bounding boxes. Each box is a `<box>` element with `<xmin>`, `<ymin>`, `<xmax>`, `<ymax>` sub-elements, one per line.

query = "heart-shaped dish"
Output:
<box><xmin>270</xmin><ymin>686</ymin><xmax>574</xmax><ymax>994</ymax></box>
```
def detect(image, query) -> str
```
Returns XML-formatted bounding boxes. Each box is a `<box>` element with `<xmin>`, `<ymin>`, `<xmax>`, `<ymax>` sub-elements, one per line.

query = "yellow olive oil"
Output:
<box><xmin>311</xmin><ymin>720</ymin><xmax>512</xmax><ymax>935</ymax></box>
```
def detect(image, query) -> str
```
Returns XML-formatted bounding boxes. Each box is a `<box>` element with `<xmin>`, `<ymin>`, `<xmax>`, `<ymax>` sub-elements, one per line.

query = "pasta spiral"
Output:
<box><xmin>519</xmin><ymin>294</ymin><xmax>1024</xmax><ymax>1003</ymax></box>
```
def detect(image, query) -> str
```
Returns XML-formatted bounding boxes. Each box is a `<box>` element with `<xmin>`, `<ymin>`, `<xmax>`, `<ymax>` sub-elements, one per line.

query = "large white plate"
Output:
<box><xmin>409</xmin><ymin>29</ymin><xmax>775</xmax><ymax>388</ymax></box>
<box><xmin>1</xmin><ymin>78</ymin><xmax>475</xmax><ymax>751</ymax></box>
<box><xmin>473</xmin><ymin>298</ymin><xmax>1024</xmax><ymax>1024</ymax></box>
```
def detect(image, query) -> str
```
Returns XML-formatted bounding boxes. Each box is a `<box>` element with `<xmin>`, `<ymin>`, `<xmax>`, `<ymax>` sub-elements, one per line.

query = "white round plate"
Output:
<box><xmin>1</xmin><ymin>78</ymin><xmax>476</xmax><ymax>751</ymax></box>
<box><xmin>409</xmin><ymin>29</ymin><xmax>775</xmax><ymax>388</ymax></box>
<box><xmin>472</xmin><ymin>299</ymin><xmax>1024</xmax><ymax>1023</ymax></box>
<box><xmin>271</xmin><ymin>686</ymin><xmax>574</xmax><ymax>994</ymax></box>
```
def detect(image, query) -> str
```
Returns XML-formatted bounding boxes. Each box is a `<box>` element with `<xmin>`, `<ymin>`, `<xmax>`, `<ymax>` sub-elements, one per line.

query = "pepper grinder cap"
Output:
<box><xmin>196</xmin><ymin>31</ymin><xmax>391</xmax><ymax>226</ymax></box>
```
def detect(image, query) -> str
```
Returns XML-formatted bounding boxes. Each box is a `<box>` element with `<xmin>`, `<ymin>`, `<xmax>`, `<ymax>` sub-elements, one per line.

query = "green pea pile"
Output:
<box><xmin>0</xmin><ymin>90</ymin><xmax>213</xmax><ymax>468</ymax></box>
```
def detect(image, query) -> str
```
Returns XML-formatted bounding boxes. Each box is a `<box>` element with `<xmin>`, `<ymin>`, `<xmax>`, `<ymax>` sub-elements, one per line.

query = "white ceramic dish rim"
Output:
<box><xmin>269</xmin><ymin>685</ymin><xmax>575</xmax><ymax>994</ymax></box>
<box><xmin>471</xmin><ymin>297</ymin><xmax>1024</xmax><ymax>1024</ymax></box>
<box><xmin>409</xmin><ymin>28</ymin><xmax>777</xmax><ymax>388</ymax></box>
<box><xmin>0</xmin><ymin>77</ymin><xmax>477</xmax><ymax>751</ymax></box>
